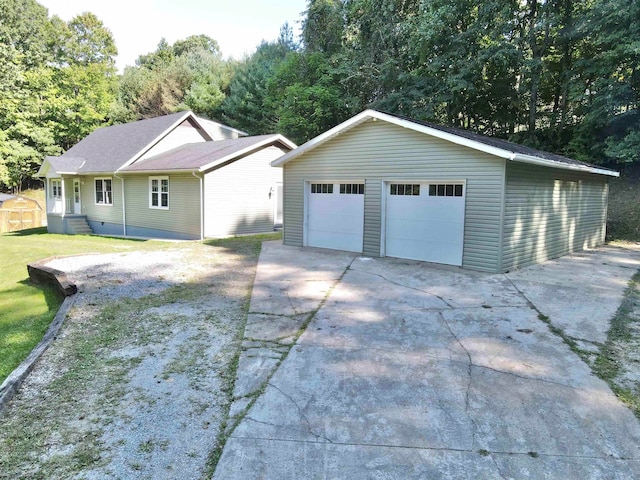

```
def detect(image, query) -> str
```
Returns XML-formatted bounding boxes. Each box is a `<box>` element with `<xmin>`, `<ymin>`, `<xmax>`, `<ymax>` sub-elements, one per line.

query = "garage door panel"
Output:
<box><xmin>385</xmin><ymin>182</ymin><xmax>465</xmax><ymax>266</ymax></box>
<box><xmin>307</xmin><ymin>183</ymin><xmax>364</xmax><ymax>253</ymax></box>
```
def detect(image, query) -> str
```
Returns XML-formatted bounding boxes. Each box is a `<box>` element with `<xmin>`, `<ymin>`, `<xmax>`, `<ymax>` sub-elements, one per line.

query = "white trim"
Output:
<box><xmin>198</xmin><ymin>135</ymin><xmax>297</xmax><ymax>173</ymax></box>
<box><xmin>271</xmin><ymin>109</ymin><xmax>618</xmax><ymax>178</ymax></box>
<box><xmin>113</xmin><ymin>173</ymin><xmax>127</xmax><ymax>235</ymax></box>
<box><xmin>192</xmin><ymin>172</ymin><xmax>204</xmax><ymax>240</ymax></box>
<box><xmin>149</xmin><ymin>176</ymin><xmax>170</xmax><ymax>210</ymax></box>
<box><xmin>509</xmin><ymin>153</ymin><xmax>620</xmax><ymax>177</ymax></box>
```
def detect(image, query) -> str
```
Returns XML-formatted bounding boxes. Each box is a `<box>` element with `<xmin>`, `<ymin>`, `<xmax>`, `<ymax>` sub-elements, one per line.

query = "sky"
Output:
<box><xmin>38</xmin><ymin>0</ymin><xmax>307</xmax><ymax>71</ymax></box>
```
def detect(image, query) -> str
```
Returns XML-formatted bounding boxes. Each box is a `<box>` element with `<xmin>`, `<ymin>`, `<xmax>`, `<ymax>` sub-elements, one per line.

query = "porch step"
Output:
<box><xmin>67</xmin><ymin>217</ymin><xmax>93</xmax><ymax>235</ymax></box>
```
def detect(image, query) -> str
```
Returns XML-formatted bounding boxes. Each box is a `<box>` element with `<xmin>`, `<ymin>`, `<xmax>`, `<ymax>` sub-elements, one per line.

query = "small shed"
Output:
<box><xmin>272</xmin><ymin>110</ymin><xmax>619</xmax><ymax>273</ymax></box>
<box><xmin>0</xmin><ymin>193</ymin><xmax>44</xmax><ymax>233</ymax></box>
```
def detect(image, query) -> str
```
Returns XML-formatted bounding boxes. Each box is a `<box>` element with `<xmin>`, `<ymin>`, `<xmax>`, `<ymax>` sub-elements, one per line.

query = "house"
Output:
<box><xmin>271</xmin><ymin>109</ymin><xmax>619</xmax><ymax>273</ymax></box>
<box><xmin>0</xmin><ymin>193</ymin><xmax>43</xmax><ymax>233</ymax></box>
<box><xmin>38</xmin><ymin>111</ymin><xmax>295</xmax><ymax>240</ymax></box>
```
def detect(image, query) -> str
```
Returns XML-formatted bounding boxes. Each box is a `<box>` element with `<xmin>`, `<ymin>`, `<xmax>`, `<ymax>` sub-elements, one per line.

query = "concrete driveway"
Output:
<box><xmin>214</xmin><ymin>242</ymin><xmax>640</xmax><ymax>479</ymax></box>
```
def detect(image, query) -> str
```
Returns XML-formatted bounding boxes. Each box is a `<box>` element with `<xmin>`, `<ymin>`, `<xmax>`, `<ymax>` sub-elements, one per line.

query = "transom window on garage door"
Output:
<box><xmin>429</xmin><ymin>183</ymin><xmax>463</xmax><ymax>197</ymax></box>
<box><xmin>340</xmin><ymin>183</ymin><xmax>364</xmax><ymax>194</ymax></box>
<box><xmin>390</xmin><ymin>184</ymin><xmax>420</xmax><ymax>196</ymax></box>
<box><xmin>311</xmin><ymin>183</ymin><xmax>333</xmax><ymax>194</ymax></box>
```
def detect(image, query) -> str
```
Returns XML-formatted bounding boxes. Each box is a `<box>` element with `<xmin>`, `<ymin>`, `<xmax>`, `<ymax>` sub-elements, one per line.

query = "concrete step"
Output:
<box><xmin>67</xmin><ymin>217</ymin><xmax>93</xmax><ymax>235</ymax></box>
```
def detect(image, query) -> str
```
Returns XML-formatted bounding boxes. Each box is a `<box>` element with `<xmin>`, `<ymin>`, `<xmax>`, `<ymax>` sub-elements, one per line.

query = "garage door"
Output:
<box><xmin>307</xmin><ymin>182</ymin><xmax>365</xmax><ymax>253</ymax></box>
<box><xmin>385</xmin><ymin>182</ymin><xmax>465</xmax><ymax>266</ymax></box>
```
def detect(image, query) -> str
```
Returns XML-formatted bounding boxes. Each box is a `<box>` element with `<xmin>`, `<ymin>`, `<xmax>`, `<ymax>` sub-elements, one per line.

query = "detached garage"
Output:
<box><xmin>272</xmin><ymin>110</ymin><xmax>619</xmax><ymax>273</ymax></box>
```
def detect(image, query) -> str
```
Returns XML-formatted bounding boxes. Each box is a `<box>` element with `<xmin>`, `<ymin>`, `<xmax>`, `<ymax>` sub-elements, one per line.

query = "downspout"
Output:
<box><xmin>193</xmin><ymin>172</ymin><xmax>204</xmax><ymax>241</ymax></box>
<box><xmin>114</xmin><ymin>173</ymin><xmax>127</xmax><ymax>236</ymax></box>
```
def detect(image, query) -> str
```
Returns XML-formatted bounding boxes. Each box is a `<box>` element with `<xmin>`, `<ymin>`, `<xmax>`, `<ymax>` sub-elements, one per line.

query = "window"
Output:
<box><xmin>95</xmin><ymin>178</ymin><xmax>113</xmax><ymax>205</ymax></box>
<box><xmin>51</xmin><ymin>179</ymin><xmax>62</xmax><ymax>198</ymax></box>
<box><xmin>390</xmin><ymin>184</ymin><xmax>420</xmax><ymax>196</ymax></box>
<box><xmin>150</xmin><ymin>176</ymin><xmax>169</xmax><ymax>209</ymax></box>
<box><xmin>311</xmin><ymin>183</ymin><xmax>333</xmax><ymax>194</ymax></box>
<box><xmin>340</xmin><ymin>183</ymin><xmax>364</xmax><ymax>194</ymax></box>
<box><xmin>428</xmin><ymin>183</ymin><xmax>463</xmax><ymax>197</ymax></box>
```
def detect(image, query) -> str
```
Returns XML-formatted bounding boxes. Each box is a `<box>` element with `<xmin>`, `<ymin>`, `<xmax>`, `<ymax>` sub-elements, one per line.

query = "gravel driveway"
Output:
<box><xmin>0</xmin><ymin>240</ymin><xmax>260</xmax><ymax>480</ymax></box>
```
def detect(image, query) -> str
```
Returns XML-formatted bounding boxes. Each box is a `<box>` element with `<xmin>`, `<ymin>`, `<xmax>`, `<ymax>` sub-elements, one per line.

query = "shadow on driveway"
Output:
<box><xmin>215</xmin><ymin>242</ymin><xmax>640</xmax><ymax>479</ymax></box>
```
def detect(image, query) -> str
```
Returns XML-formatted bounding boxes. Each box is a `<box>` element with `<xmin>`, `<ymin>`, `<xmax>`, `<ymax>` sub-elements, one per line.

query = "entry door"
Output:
<box><xmin>73</xmin><ymin>179</ymin><xmax>82</xmax><ymax>214</ymax></box>
<box><xmin>385</xmin><ymin>182</ymin><xmax>465</xmax><ymax>266</ymax></box>
<box><xmin>307</xmin><ymin>182</ymin><xmax>365</xmax><ymax>253</ymax></box>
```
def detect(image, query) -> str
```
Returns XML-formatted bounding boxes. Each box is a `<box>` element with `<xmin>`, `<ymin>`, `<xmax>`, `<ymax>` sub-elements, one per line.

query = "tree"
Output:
<box><xmin>219</xmin><ymin>25</ymin><xmax>298</xmax><ymax>134</ymax></box>
<box><xmin>113</xmin><ymin>35</ymin><xmax>230</xmax><ymax>121</ymax></box>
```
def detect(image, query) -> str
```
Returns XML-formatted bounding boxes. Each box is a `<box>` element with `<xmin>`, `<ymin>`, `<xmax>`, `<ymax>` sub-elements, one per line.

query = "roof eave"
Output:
<box><xmin>510</xmin><ymin>154</ymin><xmax>619</xmax><ymax>177</ymax></box>
<box><xmin>200</xmin><ymin>135</ymin><xmax>297</xmax><ymax>172</ymax></box>
<box><xmin>118</xmin><ymin>168</ymin><xmax>199</xmax><ymax>174</ymax></box>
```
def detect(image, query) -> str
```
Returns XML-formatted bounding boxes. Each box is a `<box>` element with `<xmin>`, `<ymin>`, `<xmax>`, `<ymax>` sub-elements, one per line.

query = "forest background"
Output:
<box><xmin>0</xmin><ymin>0</ymin><xmax>638</xmax><ymax>194</ymax></box>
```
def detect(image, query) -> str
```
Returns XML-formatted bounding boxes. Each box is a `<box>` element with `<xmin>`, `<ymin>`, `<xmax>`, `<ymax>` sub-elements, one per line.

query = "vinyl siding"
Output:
<box><xmin>138</xmin><ymin>119</ymin><xmax>208</xmax><ymax>161</ymax></box>
<box><xmin>204</xmin><ymin>146</ymin><xmax>285</xmax><ymax>237</ymax></box>
<box><xmin>501</xmin><ymin>162</ymin><xmax>608</xmax><ymax>271</ymax></box>
<box><xmin>124</xmin><ymin>174</ymin><xmax>201</xmax><ymax>238</ymax></box>
<box><xmin>82</xmin><ymin>176</ymin><xmax>123</xmax><ymax>226</ymax></box>
<box><xmin>282</xmin><ymin>120</ymin><xmax>505</xmax><ymax>272</ymax></box>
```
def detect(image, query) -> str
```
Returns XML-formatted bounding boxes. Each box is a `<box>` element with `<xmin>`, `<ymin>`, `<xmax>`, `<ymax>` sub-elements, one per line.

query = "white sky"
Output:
<box><xmin>38</xmin><ymin>0</ymin><xmax>307</xmax><ymax>71</ymax></box>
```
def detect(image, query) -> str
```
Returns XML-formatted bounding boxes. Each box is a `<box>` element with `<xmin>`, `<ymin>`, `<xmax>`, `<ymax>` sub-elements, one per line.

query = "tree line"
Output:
<box><xmin>1</xmin><ymin>0</ymin><xmax>638</xmax><ymax>192</ymax></box>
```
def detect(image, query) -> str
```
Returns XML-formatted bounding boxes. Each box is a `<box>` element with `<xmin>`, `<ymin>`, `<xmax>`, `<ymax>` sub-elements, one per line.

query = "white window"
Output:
<box><xmin>149</xmin><ymin>176</ymin><xmax>169</xmax><ymax>209</ymax></box>
<box><xmin>50</xmin><ymin>179</ymin><xmax>62</xmax><ymax>198</ymax></box>
<box><xmin>95</xmin><ymin>178</ymin><xmax>113</xmax><ymax>205</ymax></box>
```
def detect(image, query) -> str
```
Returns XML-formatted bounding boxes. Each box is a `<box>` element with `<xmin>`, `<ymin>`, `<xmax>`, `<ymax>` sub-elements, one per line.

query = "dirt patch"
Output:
<box><xmin>0</xmin><ymin>240</ymin><xmax>261</xmax><ymax>480</ymax></box>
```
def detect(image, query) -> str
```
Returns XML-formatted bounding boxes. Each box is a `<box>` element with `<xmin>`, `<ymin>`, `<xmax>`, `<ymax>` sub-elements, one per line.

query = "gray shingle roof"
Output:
<box><xmin>53</xmin><ymin>111</ymin><xmax>197</xmax><ymax>174</ymax></box>
<box><xmin>384</xmin><ymin>111</ymin><xmax>614</xmax><ymax>172</ymax></box>
<box><xmin>121</xmin><ymin>135</ymin><xmax>289</xmax><ymax>172</ymax></box>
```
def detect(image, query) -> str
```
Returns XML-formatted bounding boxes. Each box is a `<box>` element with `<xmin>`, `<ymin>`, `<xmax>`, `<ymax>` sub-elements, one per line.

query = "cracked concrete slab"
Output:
<box><xmin>215</xmin><ymin>243</ymin><xmax>640</xmax><ymax>479</ymax></box>
<box><xmin>506</xmin><ymin>244</ymin><xmax>640</xmax><ymax>344</ymax></box>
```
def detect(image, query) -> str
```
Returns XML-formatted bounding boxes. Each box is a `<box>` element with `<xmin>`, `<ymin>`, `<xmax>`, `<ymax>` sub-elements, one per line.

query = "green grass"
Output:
<box><xmin>592</xmin><ymin>270</ymin><xmax>640</xmax><ymax>418</ymax></box>
<box><xmin>0</xmin><ymin>228</ymin><xmax>176</xmax><ymax>383</ymax></box>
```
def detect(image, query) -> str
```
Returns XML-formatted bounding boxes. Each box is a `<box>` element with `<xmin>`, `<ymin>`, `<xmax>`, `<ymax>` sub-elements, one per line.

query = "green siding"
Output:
<box><xmin>502</xmin><ymin>162</ymin><xmax>608</xmax><ymax>271</ymax></box>
<box><xmin>81</xmin><ymin>176</ymin><xmax>124</xmax><ymax>226</ymax></box>
<box><xmin>124</xmin><ymin>174</ymin><xmax>201</xmax><ymax>237</ymax></box>
<box><xmin>282</xmin><ymin>120</ymin><xmax>505</xmax><ymax>272</ymax></box>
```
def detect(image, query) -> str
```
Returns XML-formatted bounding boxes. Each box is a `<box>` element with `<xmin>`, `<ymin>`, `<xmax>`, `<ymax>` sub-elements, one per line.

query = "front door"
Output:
<box><xmin>73</xmin><ymin>179</ymin><xmax>81</xmax><ymax>214</ymax></box>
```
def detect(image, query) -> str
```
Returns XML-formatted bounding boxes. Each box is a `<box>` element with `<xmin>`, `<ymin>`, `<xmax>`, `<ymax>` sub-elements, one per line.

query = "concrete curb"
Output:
<box><xmin>0</xmin><ymin>294</ymin><xmax>76</xmax><ymax>415</ymax></box>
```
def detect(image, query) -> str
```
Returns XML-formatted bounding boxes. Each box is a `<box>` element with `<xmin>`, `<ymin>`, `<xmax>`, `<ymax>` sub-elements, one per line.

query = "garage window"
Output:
<box><xmin>311</xmin><ymin>183</ymin><xmax>333</xmax><ymax>194</ymax></box>
<box><xmin>390</xmin><ymin>184</ymin><xmax>420</xmax><ymax>196</ymax></box>
<box><xmin>340</xmin><ymin>183</ymin><xmax>364</xmax><ymax>194</ymax></box>
<box><xmin>429</xmin><ymin>184</ymin><xmax>463</xmax><ymax>197</ymax></box>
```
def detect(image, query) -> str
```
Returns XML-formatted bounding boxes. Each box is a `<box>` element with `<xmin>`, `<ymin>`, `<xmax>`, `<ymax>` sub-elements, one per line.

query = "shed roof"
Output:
<box><xmin>120</xmin><ymin>134</ymin><xmax>296</xmax><ymax>173</ymax></box>
<box><xmin>272</xmin><ymin>109</ymin><xmax>619</xmax><ymax>177</ymax></box>
<box><xmin>0</xmin><ymin>193</ymin><xmax>16</xmax><ymax>204</ymax></box>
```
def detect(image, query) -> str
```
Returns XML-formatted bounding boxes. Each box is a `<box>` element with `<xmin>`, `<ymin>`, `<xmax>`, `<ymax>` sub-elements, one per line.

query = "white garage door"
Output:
<box><xmin>307</xmin><ymin>182</ymin><xmax>365</xmax><ymax>253</ymax></box>
<box><xmin>385</xmin><ymin>182</ymin><xmax>465</xmax><ymax>266</ymax></box>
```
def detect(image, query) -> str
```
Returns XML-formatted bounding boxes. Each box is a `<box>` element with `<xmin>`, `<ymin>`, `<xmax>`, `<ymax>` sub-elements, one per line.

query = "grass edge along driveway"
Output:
<box><xmin>0</xmin><ymin>228</ymin><xmax>278</xmax><ymax>385</ymax></box>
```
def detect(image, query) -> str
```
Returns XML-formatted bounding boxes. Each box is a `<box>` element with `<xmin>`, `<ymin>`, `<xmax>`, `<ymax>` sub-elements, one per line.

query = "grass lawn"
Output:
<box><xmin>0</xmin><ymin>228</ymin><xmax>177</xmax><ymax>384</ymax></box>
